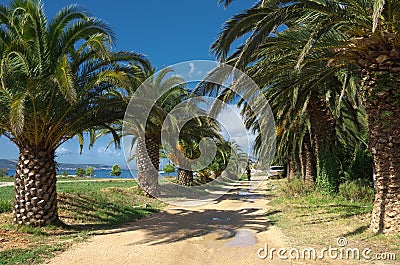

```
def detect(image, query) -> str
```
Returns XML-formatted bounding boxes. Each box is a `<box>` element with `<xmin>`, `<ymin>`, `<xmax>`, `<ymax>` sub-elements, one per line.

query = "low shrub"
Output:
<box><xmin>162</xmin><ymin>164</ymin><xmax>175</xmax><ymax>174</ymax></box>
<box><xmin>279</xmin><ymin>178</ymin><xmax>314</xmax><ymax>197</ymax></box>
<box><xmin>339</xmin><ymin>179</ymin><xmax>375</xmax><ymax>203</ymax></box>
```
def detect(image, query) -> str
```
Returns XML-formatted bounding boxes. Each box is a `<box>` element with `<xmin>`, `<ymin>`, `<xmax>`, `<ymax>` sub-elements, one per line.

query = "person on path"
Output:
<box><xmin>246</xmin><ymin>162</ymin><xmax>251</xmax><ymax>181</ymax></box>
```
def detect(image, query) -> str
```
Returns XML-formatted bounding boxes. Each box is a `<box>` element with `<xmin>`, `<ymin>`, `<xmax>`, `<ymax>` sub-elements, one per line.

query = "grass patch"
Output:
<box><xmin>0</xmin><ymin>243</ymin><xmax>66</xmax><ymax>265</ymax></box>
<box><xmin>0</xmin><ymin>186</ymin><xmax>14</xmax><ymax>213</ymax></box>
<box><xmin>267</xmin><ymin>179</ymin><xmax>400</xmax><ymax>262</ymax></box>
<box><xmin>58</xmin><ymin>184</ymin><xmax>160</xmax><ymax>227</ymax></box>
<box><xmin>0</xmin><ymin>179</ymin><xmax>164</xmax><ymax>264</ymax></box>
<box><xmin>0</xmin><ymin>176</ymin><xmax>14</xmax><ymax>182</ymax></box>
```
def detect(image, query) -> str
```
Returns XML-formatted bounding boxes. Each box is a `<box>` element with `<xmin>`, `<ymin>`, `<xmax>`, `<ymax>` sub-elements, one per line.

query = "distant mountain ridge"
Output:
<box><xmin>0</xmin><ymin>159</ymin><xmax>17</xmax><ymax>169</ymax></box>
<box><xmin>0</xmin><ymin>159</ymin><xmax>113</xmax><ymax>170</ymax></box>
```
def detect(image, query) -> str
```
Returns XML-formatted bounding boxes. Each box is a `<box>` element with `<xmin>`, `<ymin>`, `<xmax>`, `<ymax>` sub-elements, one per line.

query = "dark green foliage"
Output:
<box><xmin>110</xmin><ymin>164</ymin><xmax>121</xmax><ymax>177</ymax></box>
<box><xmin>162</xmin><ymin>164</ymin><xmax>175</xmax><ymax>174</ymax></box>
<box><xmin>336</xmin><ymin>140</ymin><xmax>373</xmax><ymax>184</ymax></box>
<box><xmin>208</xmin><ymin>158</ymin><xmax>227</xmax><ymax>177</ymax></box>
<box><xmin>75</xmin><ymin>168</ymin><xmax>85</xmax><ymax>177</ymax></box>
<box><xmin>85</xmin><ymin>166</ymin><xmax>95</xmax><ymax>177</ymax></box>
<box><xmin>348</xmin><ymin>148</ymin><xmax>373</xmax><ymax>183</ymax></box>
<box><xmin>316</xmin><ymin>146</ymin><xmax>340</xmax><ymax>194</ymax></box>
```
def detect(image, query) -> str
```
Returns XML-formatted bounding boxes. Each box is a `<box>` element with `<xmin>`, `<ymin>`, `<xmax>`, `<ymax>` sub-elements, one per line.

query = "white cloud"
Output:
<box><xmin>97</xmin><ymin>146</ymin><xmax>122</xmax><ymax>157</ymax></box>
<box><xmin>188</xmin><ymin>62</ymin><xmax>195</xmax><ymax>77</ymax></box>
<box><xmin>216</xmin><ymin>104</ymin><xmax>256</xmax><ymax>155</ymax></box>
<box><xmin>56</xmin><ymin>147</ymin><xmax>71</xmax><ymax>156</ymax></box>
<box><xmin>171</xmin><ymin>74</ymin><xmax>185</xmax><ymax>79</ymax></box>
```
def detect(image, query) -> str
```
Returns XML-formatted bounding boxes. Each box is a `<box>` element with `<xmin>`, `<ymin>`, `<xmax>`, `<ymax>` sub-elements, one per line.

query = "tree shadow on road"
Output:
<box><xmin>94</xmin><ymin>189</ymin><xmax>273</xmax><ymax>246</ymax></box>
<box><xmin>55</xmin><ymin>180</ymin><xmax>273</xmax><ymax>246</ymax></box>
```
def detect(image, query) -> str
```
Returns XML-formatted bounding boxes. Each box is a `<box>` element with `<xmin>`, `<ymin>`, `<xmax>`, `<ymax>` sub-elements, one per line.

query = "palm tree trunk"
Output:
<box><xmin>363</xmin><ymin>69</ymin><xmax>400</xmax><ymax>234</ymax></box>
<box><xmin>13</xmin><ymin>149</ymin><xmax>58</xmax><ymax>226</ymax></box>
<box><xmin>294</xmin><ymin>151</ymin><xmax>301</xmax><ymax>177</ymax></box>
<box><xmin>307</xmin><ymin>95</ymin><xmax>339</xmax><ymax>193</ymax></box>
<box><xmin>300</xmin><ymin>131</ymin><xmax>317</xmax><ymax>183</ymax></box>
<box><xmin>177</xmin><ymin>168</ymin><xmax>193</xmax><ymax>185</ymax></box>
<box><xmin>136</xmin><ymin>136</ymin><xmax>160</xmax><ymax>197</ymax></box>
<box><xmin>286</xmin><ymin>157</ymin><xmax>296</xmax><ymax>179</ymax></box>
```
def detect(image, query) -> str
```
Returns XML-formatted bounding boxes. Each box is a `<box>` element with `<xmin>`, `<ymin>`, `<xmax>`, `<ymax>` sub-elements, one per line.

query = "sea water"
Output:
<box><xmin>7</xmin><ymin>169</ymin><xmax>177</xmax><ymax>178</ymax></box>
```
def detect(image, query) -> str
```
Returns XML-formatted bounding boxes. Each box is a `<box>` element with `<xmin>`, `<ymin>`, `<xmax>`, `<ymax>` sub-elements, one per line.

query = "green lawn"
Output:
<box><xmin>0</xmin><ymin>176</ymin><xmax>14</xmax><ymax>182</ymax></box>
<box><xmin>0</xmin><ymin>179</ymin><xmax>164</xmax><ymax>265</ymax></box>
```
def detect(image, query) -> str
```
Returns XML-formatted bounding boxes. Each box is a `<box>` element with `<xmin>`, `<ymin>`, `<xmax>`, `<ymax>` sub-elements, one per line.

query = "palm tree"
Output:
<box><xmin>216</xmin><ymin>0</ymin><xmax>400</xmax><ymax>233</ymax></box>
<box><xmin>247</xmin><ymin>26</ymin><xmax>367</xmax><ymax>190</ymax></box>
<box><xmin>0</xmin><ymin>0</ymin><xmax>141</xmax><ymax>226</ymax></box>
<box><xmin>122</xmin><ymin>64</ymin><xmax>187</xmax><ymax>196</ymax></box>
<box><xmin>167</xmin><ymin>117</ymin><xmax>223</xmax><ymax>186</ymax></box>
<box><xmin>207</xmin><ymin>23</ymin><xmax>347</xmax><ymax>192</ymax></box>
<box><xmin>208</xmin><ymin>141</ymin><xmax>241</xmax><ymax>179</ymax></box>
<box><xmin>303</xmin><ymin>0</ymin><xmax>400</xmax><ymax>234</ymax></box>
<box><xmin>174</xmin><ymin>139</ymin><xmax>199</xmax><ymax>185</ymax></box>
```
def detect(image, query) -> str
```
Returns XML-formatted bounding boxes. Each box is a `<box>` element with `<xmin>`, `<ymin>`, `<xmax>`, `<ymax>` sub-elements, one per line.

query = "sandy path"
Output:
<box><xmin>44</xmin><ymin>176</ymin><xmax>293</xmax><ymax>265</ymax></box>
<box><xmin>0</xmin><ymin>182</ymin><xmax>12</xmax><ymax>188</ymax></box>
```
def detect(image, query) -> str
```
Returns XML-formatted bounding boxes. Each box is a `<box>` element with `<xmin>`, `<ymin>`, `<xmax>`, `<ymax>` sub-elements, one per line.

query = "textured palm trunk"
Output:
<box><xmin>286</xmin><ymin>157</ymin><xmax>296</xmax><ymax>179</ymax></box>
<box><xmin>13</xmin><ymin>149</ymin><xmax>58</xmax><ymax>226</ymax></box>
<box><xmin>295</xmin><ymin>151</ymin><xmax>301</xmax><ymax>177</ymax></box>
<box><xmin>300</xmin><ymin>132</ymin><xmax>317</xmax><ymax>183</ymax></box>
<box><xmin>136</xmin><ymin>136</ymin><xmax>160</xmax><ymax>197</ymax></box>
<box><xmin>362</xmin><ymin>67</ymin><xmax>400</xmax><ymax>234</ymax></box>
<box><xmin>307</xmin><ymin>95</ymin><xmax>339</xmax><ymax>193</ymax></box>
<box><xmin>177</xmin><ymin>168</ymin><xmax>193</xmax><ymax>186</ymax></box>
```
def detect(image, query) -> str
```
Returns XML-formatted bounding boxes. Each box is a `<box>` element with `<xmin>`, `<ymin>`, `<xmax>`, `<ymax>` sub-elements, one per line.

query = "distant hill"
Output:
<box><xmin>58</xmin><ymin>163</ymin><xmax>113</xmax><ymax>170</ymax></box>
<box><xmin>0</xmin><ymin>159</ymin><xmax>113</xmax><ymax>170</ymax></box>
<box><xmin>0</xmin><ymin>159</ymin><xmax>18</xmax><ymax>169</ymax></box>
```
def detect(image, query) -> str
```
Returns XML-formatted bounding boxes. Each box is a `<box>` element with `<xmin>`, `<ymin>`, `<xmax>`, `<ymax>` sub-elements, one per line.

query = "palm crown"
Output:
<box><xmin>0</xmin><ymin>1</ymin><xmax>143</xmax><ymax>151</ymax></box>
<box><xmin>0</xmin><ymin>0</ymin><xmax>143</xmax><ymax>226</ymax></box>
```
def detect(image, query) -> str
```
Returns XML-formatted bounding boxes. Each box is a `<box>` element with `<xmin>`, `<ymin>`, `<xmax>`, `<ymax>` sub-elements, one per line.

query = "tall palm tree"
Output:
<box><xmin>216</xmin><ymin>0</ymin><xmax>400</xmax><ymax>233</ymax></box>
<box><xmin>207</xmin><ymin>23</ymin><xmax>348</xmax><ymax>192</ymax></box>
<box><xmin>246</xmin><ymin>26</ymin><xmax>365</xmax><ymax>189</ymax></box>
<box><xmin>299</xmin><ymin>0</ymin><xmax>400</xmax><ymax>234</ymax></box>
<box><xmin>122</xmin><ymin>64</ymin><xmax>187</xmax><ymax>196</ymax></box>
<box><xmin>0</xmin><ymin>0</ymin><xmax>141</xmax><ymax>226</ymax></box>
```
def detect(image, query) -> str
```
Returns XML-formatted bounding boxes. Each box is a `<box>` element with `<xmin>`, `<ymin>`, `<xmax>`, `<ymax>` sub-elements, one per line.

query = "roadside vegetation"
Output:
<box><xmin>266</xmin><ymin>179</ymin><xmax>400</xmax><ymax>261</ymax></box>
<box><xmin>203</xmin><ymin>0</ymin><xmax>400</xmax><ymax>234</ymax></box>
<box><xmin>0</xmin><ymin>180</ymin><xmax>163</xmax><ymax>265</ymax></box>
<box><xmin>0</xmin><ymin>176</ymin><xmax>14</xmax><ymax>182</ymax></box>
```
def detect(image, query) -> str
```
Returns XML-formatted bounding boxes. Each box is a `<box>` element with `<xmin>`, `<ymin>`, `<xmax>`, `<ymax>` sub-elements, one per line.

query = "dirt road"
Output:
<box><xmin>45</xmin><ymin>176</ymin><xmax>290</xmax><ymax>265</ymax></box>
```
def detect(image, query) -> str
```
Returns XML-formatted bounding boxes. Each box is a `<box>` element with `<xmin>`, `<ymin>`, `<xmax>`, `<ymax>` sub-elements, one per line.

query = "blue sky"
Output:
<box><xmin>0</xmin><ymin>0</ymin><xmax>254</xmax><ymax>166</ymax></box>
